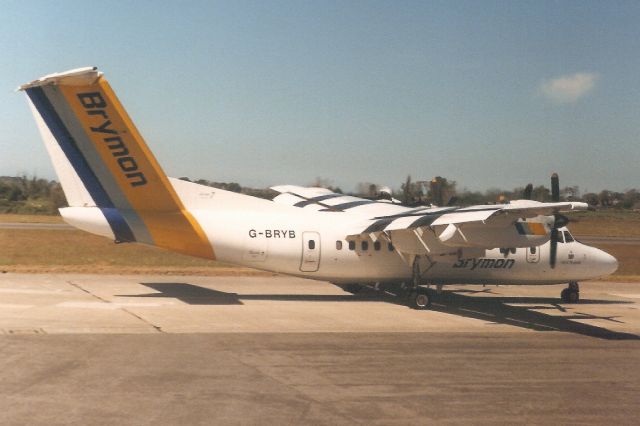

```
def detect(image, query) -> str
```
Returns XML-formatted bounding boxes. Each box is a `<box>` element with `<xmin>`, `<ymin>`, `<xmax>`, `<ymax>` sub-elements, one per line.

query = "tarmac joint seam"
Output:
<box><xmin>67</xmin><ymin>280</ymin><xmax>164</xmax><ymax>333</ymax></box>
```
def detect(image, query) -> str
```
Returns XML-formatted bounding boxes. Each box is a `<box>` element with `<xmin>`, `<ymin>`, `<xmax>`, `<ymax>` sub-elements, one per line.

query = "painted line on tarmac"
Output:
<box><xmin>0</xmin><ymin>304</ymin><xmax>35</xmax><ymax>309</ymax></box>
<box><xmin>56</xmin><ymin>301</ymin><xmax>172</xmax><ymax>309</ymax></box>
<box><xmin>609</xmin><ymin>293</ymin><xmax>640</xmax><ymax>299</ymax></box>
<box><xmin>0</xmin><ymin>288</ymin><xmax>66</xmax><ymax>295</ymax></box>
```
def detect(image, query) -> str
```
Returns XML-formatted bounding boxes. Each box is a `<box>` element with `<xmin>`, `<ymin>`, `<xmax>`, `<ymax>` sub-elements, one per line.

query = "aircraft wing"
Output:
<box><xmin>351</xmin><ymin>200</ymin><xmax>588</xmax><ymax>234</ymax></box>
<box><xmin>272</xmin><ymin>185</ymin><xmax>588</xmax><ymax>251</ymax></box>
<box><xmin>272</xmin><ymin>185</ymin><xmax>586</xmax><ymax>223</ymax></box>
<box><xmin>345</xmin><ymin>200</ymin><xmax>588</xmax><ymax>253</ymax></box>
<box><xmin>271</xmin><ymin>185</ymin><xmax>420</xmax><ymax>217</ymax></box>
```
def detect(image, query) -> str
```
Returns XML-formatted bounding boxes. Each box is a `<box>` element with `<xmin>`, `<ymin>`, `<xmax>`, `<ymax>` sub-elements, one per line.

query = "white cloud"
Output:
<box><xmin>539</xmin><ymin>72</ymin><xmax>598</xmax><ymax>104</ymax></box>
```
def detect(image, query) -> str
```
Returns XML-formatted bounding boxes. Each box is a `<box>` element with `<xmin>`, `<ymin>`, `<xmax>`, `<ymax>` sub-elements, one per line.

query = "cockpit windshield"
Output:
<box><xmin>563</xmin><ymin>230</ymin><xmax>574</xmax><ymax>243</ymax></box>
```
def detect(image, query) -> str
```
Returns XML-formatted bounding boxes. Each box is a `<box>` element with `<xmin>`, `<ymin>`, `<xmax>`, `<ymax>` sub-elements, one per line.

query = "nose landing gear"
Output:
<box><xmin>560</xmin><ymin>281</ymin><xmax>580</xmax><ymax>303</ymax></box>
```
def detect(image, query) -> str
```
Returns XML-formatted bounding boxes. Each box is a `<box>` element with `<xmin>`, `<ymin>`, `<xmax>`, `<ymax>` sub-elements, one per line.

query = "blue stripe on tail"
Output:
<box><xmin>26</xmin><ymin>86</ymin><xmax>135</xmax><ymax>242</ymax></box>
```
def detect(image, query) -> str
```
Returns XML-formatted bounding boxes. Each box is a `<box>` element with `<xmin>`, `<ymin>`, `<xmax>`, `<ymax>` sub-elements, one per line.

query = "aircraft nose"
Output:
<box><xmin>595</xmin><ymin>248</ymin><xmax>618</xmax><ymax>276</ymax></box>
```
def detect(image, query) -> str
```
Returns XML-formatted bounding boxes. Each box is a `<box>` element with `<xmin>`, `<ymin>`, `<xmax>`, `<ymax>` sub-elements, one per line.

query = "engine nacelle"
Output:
<box><xmin>434</xmin><ymin>219</ymin><xmax>551</xmax><ymax>249</ymax></box>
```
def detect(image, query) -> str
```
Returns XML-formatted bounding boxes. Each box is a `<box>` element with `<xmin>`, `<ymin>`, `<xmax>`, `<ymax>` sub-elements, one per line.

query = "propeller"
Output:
<box><xmin>549</xmin><ymin>172</ymin><xmax>564</xmax><ymax>269</ymax></box>
<box><xmin>549</xmin><ymin>227</ymin><xmax>559</xmax><ymax>268</ymax></box>
<box><xmin>549</xmin><ymin>212</ymin><xmax>570</xmax><ymax>269</ymax></box>
<box><xmin>551</xmin><ymin>172</ymin><xmax>560</xmax><ymax>202</ymax></box>
<box><xmin>522</xmin><ymin>173</ymin><xmax>583</xmax><ymax>268</ymax></box>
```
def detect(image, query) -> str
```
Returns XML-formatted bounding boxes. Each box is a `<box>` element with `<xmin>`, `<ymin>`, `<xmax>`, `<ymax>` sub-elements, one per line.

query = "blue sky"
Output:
<box><xmin>1</xmin><ymin>1</ymin><xmax>639</xmax><ymax>193</ymax></box>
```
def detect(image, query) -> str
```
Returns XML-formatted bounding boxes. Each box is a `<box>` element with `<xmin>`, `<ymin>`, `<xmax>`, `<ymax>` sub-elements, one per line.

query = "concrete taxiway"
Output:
<box><xmin>1</xmin><ymin>274</ymin><xmax>639</xmax><ymax>424</ymax></box>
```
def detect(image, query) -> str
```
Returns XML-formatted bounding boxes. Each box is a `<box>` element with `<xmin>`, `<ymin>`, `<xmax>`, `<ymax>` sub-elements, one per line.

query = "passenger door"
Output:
<box><xmin>526</xmin><ymin>246</ymin><xmax>540</xmax><ymax>263</ymax></box>
<box><xmin>300</xmin><ymin>232</ymin><xmax>321</xmax><ymax>272</ymax></box>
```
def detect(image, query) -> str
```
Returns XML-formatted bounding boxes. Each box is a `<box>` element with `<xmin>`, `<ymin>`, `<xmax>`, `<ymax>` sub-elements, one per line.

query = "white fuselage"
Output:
<box><xmin>61</xmin><ymin>178</ymin><xmax>618</xmax><ymax>287</ymax></box>
<box><xmin>198</xmin><ymin>208</ymin><xmax>616</xmax><ymax>285</ymax></box>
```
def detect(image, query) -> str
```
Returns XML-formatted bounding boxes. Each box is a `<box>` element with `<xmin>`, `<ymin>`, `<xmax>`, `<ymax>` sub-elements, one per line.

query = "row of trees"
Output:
<box><xmin>322</xmin><ymin>175</ymin><xmax>640</xmax><ymax>209</ymax></box>
<box><xmin>178</xmin><ymin>177</ymin><xmax>278</xmax><ymax>199</ymax></box>
<box><xmin>1</xmin><ymin>174</ymin><xmax>639</xmax><ymax>215</ymax></box>
<box><xmin>380</xmin><ymin>176</ymin><xmax>640</xmax><ymax>209</ymax></box>
<box><xmin>0</xmin><ymin>176</ymin><xmax>65</xmax><ymax>214</ymax></box>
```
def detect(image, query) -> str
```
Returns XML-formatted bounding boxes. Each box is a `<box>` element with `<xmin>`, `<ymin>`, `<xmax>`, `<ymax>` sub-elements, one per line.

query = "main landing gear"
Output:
<box><xmin>406</xmin><ymin>257</ymin><xmax>432</xmax><ymax>310</ymax></box>
<box><xmin>560</xmin><ymin>281</ymin><xmax>580</xmax><ymax>303</ymax></box>
<box><xmin>408</xmin><ymin>288</ymin><xmax>431</xmax><ymax>310</ymax></box>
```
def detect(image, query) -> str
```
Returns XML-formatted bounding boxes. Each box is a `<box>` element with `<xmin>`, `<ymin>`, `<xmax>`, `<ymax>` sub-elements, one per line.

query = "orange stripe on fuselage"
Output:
<box><xmin>59</xmin><ymin>78</ymin><xmax>215</xmax><ymax>260</ymax></box>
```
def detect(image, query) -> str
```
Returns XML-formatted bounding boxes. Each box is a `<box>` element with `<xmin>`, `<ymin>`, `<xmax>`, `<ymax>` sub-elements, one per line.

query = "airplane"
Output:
<box><xmin>19</xmin><ymin>67</ymin><xmax>618</xmax><ymax>309</ymax></box>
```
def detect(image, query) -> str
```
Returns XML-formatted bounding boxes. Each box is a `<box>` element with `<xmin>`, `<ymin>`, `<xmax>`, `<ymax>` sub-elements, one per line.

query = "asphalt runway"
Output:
<box><xmin>1</xmin><ymin>274</ymin><xmax>639</xmax><ymax>425</ymax></box>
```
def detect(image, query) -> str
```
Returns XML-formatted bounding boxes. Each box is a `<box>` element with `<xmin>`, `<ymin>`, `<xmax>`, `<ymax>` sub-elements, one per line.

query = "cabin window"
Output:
<box><xmin>361</xmin><ymin>241</ymin><xmax>368</xmax><ymax>251</ymax></box>
<box><xmin>374</xmin><ymin>241</ymin><xmax>381</xmax><ymax>251</ymax></box>
<box><xmin>348</xmin><ymin>241</ymin><xmax>356</xmax><ymax>250</ymax></box>
<box><xmin>308</xmin><ymin>240</ymin><xmax>315</xmax><ymax>250</ymax></box>
<box><xmin>336</xmin><ymin>241</ymin><xmax>342</xmax><ymax>250</ymax></box>
<box><xmin>563</xmin><ymin>231</ymin><xmax>574</xmax><ymax>243</ymax></box>
<box><xmin>388</xmin><ymin>243</ymin><xmax>394</xmax><ymax>252</ymax></box>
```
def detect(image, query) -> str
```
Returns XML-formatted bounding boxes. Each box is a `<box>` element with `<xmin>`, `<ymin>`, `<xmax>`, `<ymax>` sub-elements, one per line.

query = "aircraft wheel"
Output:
<box><xmin>409</xmin><ymin>290</ymin><xmax>431</xmax><ymax>310</ymax></box>
<box><xmin>567</xmin><ymin>289</ymin><xmax>579</xmax><ymax>303</ymax></box>
<box><xmin>561</xmin><ymin>288</ymin><xmax>579</xmax><ymax>303</ymax></box>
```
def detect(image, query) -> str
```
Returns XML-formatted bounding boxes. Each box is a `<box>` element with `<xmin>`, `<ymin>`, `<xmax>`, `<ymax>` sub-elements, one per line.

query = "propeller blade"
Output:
<box><xmin>549</xmin><ymin>227</ymin><xmax>558</xmax><ymax>269</ymax></box>
<box><xmin>523</xmin><ymin>183</ymin><xmax>533</xmax><ymax>200</ymax></box>
<box><xmin>554</xmin><ymin>213</ymin><xmax>569</xmax><ymax>228</ymax></box>
<box><xmin>551</xmin><ymin>173</ymin><xmax>560</xmax><ymax>202</ymax></box>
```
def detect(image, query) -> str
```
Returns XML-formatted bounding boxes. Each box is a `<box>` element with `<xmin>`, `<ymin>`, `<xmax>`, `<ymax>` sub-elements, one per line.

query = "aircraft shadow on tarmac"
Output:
<box><xmin>426</xmin><ymin>289</ymin><xmax>639</xmax><ymax>341</ymax></box>
<box><xmin>122</xmin><ymin>283</ymin><xmax>639</xmax><ymax>341</ymax></box>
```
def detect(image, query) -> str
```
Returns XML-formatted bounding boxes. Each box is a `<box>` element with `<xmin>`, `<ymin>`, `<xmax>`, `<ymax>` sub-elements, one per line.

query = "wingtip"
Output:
<box><xmin>569</xmin><ymin>202</ymin><xmax>589</xmax><ymax>211</ymax></box>
<box><xmin>18</xmin><ymin>66</ymin><xmax>101</xmax><ymax>91</ymax></box>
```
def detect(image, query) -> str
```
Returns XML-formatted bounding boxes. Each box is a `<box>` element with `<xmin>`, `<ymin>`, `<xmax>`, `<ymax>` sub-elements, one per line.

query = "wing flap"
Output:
<box><xmin>431</xmin><ymin>209</ymin><xmax>496</xmax><ymax>226</ymax></box>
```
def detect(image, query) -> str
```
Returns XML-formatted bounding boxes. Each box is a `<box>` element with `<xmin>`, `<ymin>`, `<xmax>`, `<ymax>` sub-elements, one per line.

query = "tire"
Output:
<box><xmin>567</xmin><ymin>290</ymin><xmax>579</xmax><ymax>303</ymax></box>
<box><xmin>410</xmin><ymin>290</ymin><xmax>431</xmax><ymax>310</ymax></box>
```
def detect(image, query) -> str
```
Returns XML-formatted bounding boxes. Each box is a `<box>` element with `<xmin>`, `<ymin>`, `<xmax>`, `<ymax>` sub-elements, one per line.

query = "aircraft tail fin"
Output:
<box><xmin>20</xmin><ymin>67</ymin><xmax>215</xmax><ymax>259</ymax></box>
